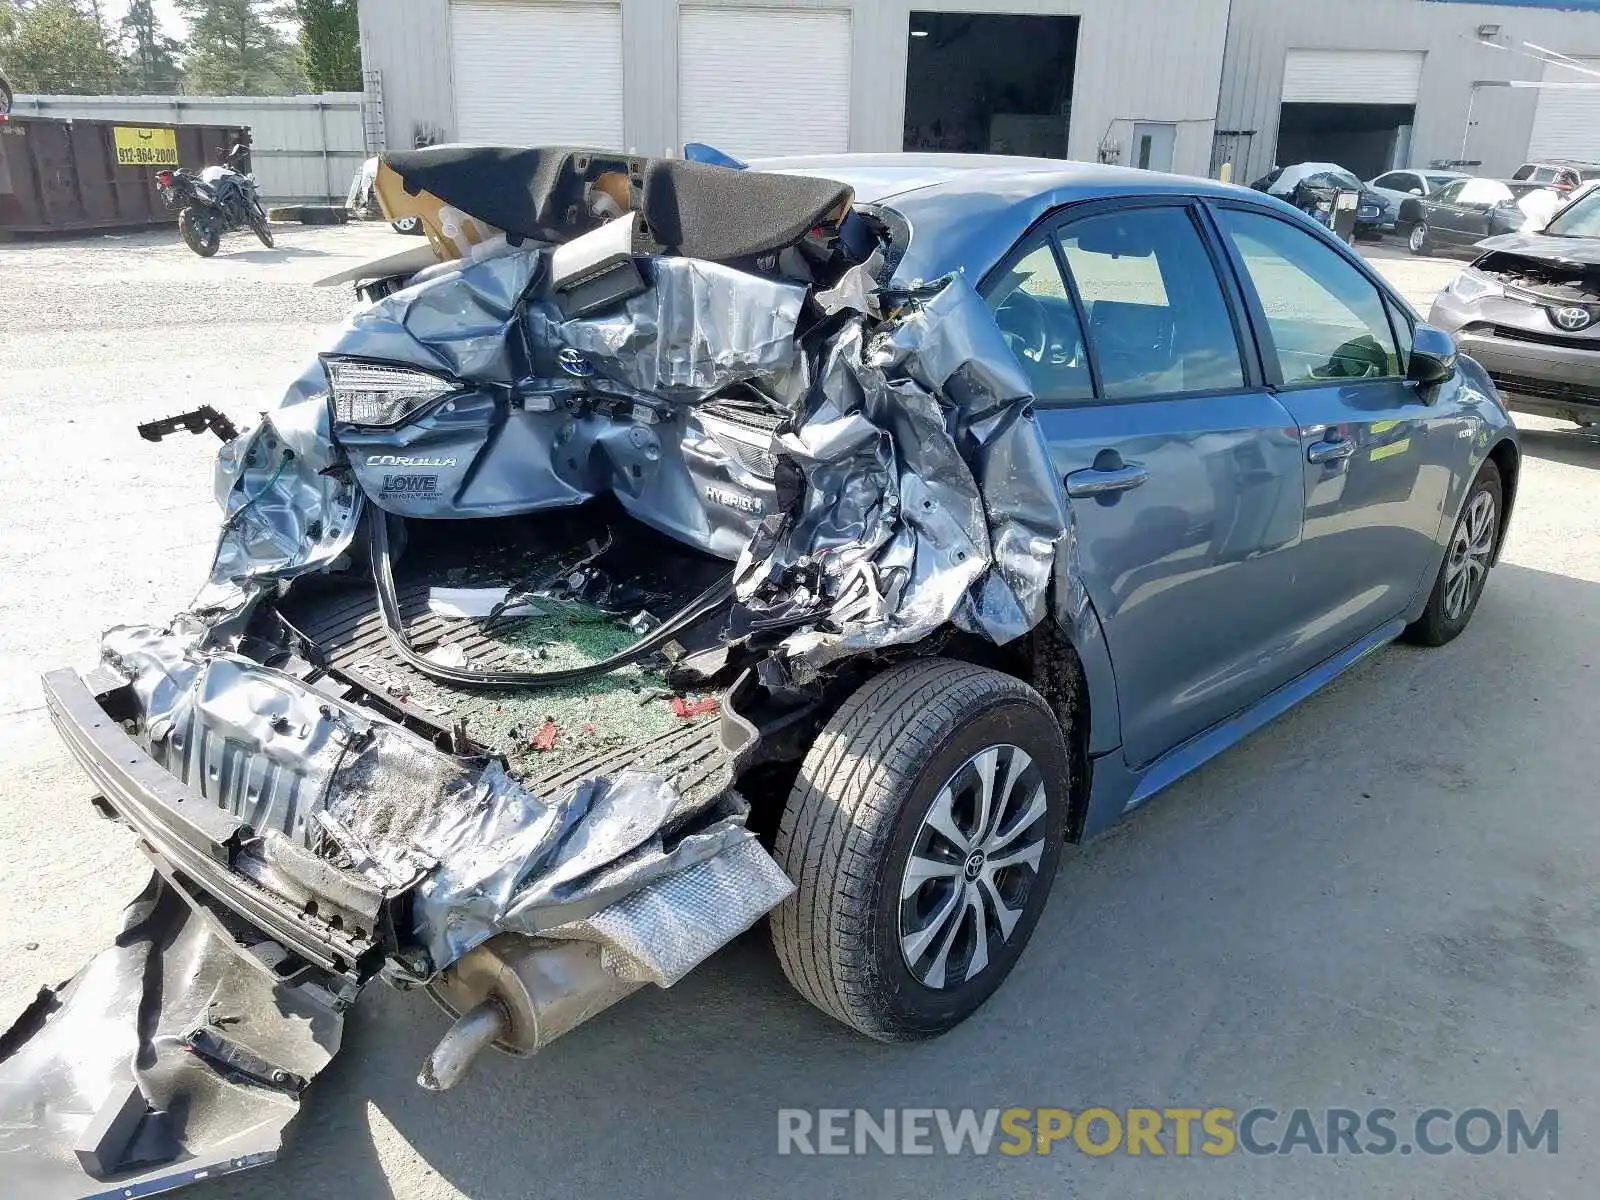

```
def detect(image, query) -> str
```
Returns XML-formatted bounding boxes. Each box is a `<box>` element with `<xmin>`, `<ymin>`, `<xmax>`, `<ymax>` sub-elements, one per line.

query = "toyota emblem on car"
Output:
<box><xmin>1551</xmin><ymin>306</ymin><xmax>1595</xmax><ymax>333</ymax></box>
<box><xmin>558</xmin><ymin>347</ymin><xmax>595</xmax><ymax>377</ymax></box>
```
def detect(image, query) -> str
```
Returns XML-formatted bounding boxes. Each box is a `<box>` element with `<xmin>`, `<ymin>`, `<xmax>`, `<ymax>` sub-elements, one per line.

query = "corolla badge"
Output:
<box><xmin>1551</xmin><ymin>306</ymin><xmax>1595</xmax><ymax>332</ymax></box>
<box><xmin>557</xmin><ymin>348</ymin><xmax>595</xmax><ymax>378</ymax></box>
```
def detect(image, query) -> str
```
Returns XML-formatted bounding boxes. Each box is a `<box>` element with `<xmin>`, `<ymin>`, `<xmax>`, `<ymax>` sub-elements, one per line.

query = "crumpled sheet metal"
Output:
<box><xmin>526</xmin><ymin>256</ymin><xmax>806</xmax><ymax>403</ymax></box>
<box><xmin>191</xmin><ymin>393</ymin><xmax>362</xmax><ymax>628</ymax></box>
<box><xmin>544</xmin><ymin>833</ymin><xmax>796</xmax><ymax>987</ymax></box>
<box><xmin>0</xmin><ymin>875</ymin><xmax>343</xmax><ymax>1200</ymax></box>
<box><xmin>369</xmin><ymin>765</ymin><xmax>759</xmax><ymax>969</ymax></box>
<box><xmin>97</xmin><ymin>622</ymin><xmax>763</xmax><ymax>975</ymax></box>
<box><xmin>736</xmin><ymin>274</ymin><xmax>1071</xmax><ymax>678</ymax></box>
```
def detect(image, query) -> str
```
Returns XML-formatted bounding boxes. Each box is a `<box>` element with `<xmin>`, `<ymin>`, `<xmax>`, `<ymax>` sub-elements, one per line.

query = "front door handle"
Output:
<box><xmin>1065</xmin><ymin>462</ymin><xmax>1150</xmax><ymax>498</ymax></box>
<box><xmin>1306</xmin><ymin>437</ymin><xmax>1356</xmax><ymax>465</ymax></box>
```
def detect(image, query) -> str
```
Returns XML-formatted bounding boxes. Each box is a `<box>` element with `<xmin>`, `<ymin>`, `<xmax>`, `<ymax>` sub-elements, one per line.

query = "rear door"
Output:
<box><xmin>1454</xmin><ymin>179</ymin><xmax>1516</xmax><ymax>242</ymax></box>
<box><xmin>986</xmin><ymin>198</ymin><xmax>1307</xmax><ymax>768</ymax></box>
<box><xmin>1426</xmin><ymin>180</ymin><xmax>1469</xmax><ymax>242</ymax></box>
<box><xmin>1209</xmin><ymin>203</ymin><xmax>1453</xmax><ymax>663</ymax></box>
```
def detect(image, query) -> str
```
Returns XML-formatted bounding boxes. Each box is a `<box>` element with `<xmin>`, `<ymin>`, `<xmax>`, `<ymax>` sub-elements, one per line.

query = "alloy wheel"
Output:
<box><xmin>898</xmin><ymin>744</ymin><xmax>1048</xmax><ymax>990</ymax></box>
<box><xmin>1409</xmin><ymin>223</ymin><xmax>1428</xmax><ymax>253</ymax></box>
<box><xmin>1443</xmin><ymin>489</ymin><xmax>1497</xmax><ymax>621</ymax></box>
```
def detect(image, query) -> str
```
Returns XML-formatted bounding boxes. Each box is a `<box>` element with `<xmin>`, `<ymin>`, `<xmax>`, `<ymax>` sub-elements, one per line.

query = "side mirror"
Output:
<box><xmin>1410</xmin><ymin>187</ymin><xmax>1424</xmax><ymax>195</ymax></box>
<box><xmin>1408</xmin><ymin>324</ymin><xmax>1457</xmax><ymax>388</ymax></box>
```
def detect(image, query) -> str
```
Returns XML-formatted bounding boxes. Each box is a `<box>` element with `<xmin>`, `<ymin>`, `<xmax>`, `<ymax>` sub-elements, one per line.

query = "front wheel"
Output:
<box><xmin>248</xmin><ymin>210</ymin><xmax>275</xmax><ymax>248</ymax></box>
<box><xmin>1405</xmin><ymin>465</ymin><xmax>1502</xmax><ymax>647</ymax></box>
<box><xmin>1407</xmin><ymin>221</ymin><xmax>1431</xmax><ymax>256</ymax></box>
<box><xmin>391</xmin><ymin>216</ymin><xmax>425</xmax><ymax>235</ymax></box>
<box><xmin>770</xmin><ymin>659</ymin><xmax>1070</xmax><ymax>1042</ymax></box>
<box><xmin>178</xmin><ymin>208</ymin><xmax>220</xmax><ymax>257</ymax></box>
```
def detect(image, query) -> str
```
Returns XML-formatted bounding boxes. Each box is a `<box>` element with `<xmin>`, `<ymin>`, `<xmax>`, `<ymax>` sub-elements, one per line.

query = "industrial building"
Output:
<box><xmin>355</xmin><ymin>0</ymin><xmax>1232</xmax><ymax>176</ymax></box>
<box><xmin>1217</xmin><ymin>0</ymin><xmax>1600</xmax><ymax>183</ymax></box>
<box><xmin>357</xmin><ymin>0</ymin><xmax>1600</xmax><ymax>181</ymax></box>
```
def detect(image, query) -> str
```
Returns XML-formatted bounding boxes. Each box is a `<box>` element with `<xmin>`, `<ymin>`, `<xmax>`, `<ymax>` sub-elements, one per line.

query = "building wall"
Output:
<box><xmin>1219</xmin><ymin>0</ymin><xmax>1600</xmax><ymax>182</ymax></box>
<box><xmin>359</xmin><ymin>0</ymin><xmax>1230</xmax><ymax>177</ymax></box>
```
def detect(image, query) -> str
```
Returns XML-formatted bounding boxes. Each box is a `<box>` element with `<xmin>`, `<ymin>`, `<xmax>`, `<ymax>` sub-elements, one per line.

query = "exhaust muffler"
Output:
<box><xmin>418</xmin><ymin>935</ymin><xmax>642</xmax><ymax>1092</ymax></box>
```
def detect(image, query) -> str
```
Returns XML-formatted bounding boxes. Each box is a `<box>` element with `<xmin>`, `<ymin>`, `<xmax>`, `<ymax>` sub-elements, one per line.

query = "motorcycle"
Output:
<box><xmin>156</xmin><ymin>159</ymin><xmax>274</xmax><ymax>257</ymax></box>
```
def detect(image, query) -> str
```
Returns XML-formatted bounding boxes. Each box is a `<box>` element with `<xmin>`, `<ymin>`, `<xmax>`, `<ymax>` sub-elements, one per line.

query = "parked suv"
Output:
<box><xmin>1512</xmin><ymin>159</ymin><xmax>1600</xmax><ymax>194</ymax></box>
<box><xmin>1430</xmin><ymin>181</ymin><xmax>1600</xmax><ymax>428</ymax></box>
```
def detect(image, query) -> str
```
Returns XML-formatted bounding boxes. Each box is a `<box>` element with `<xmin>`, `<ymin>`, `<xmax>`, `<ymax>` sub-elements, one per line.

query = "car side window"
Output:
<box><xmin>1215</xmin><ymin>207</ymin><xmax>1403</xmax><ymax>385</ymax></box>
<box><xmin>1459</xmin><ymin>179</ymin><xmax>1513</xmax><ymax>206</ymax></box>
<box><xmin>1531</xmin><ymin>166</ymin><xmax>1558</xmax><ymax>183</ymax></box>
<box><xmin>1374</xmin><ymin>172</ymin><xmax>1413</xmax><ymax>191</ymax></box>
<box><xmin>1056</xmin><ymin>206</ymin><xmax>1245</xmax><ymax>400</ymax></box>
<box><xmin>983</xmin><ymin>240</ymin><xmax>1095</xmax><ymax>403</ymax></box>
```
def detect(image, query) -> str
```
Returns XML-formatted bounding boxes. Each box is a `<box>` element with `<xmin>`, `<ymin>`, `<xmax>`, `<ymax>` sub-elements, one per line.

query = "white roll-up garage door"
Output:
<box><xmin>679</xmin><ymin>7</ymin><xmax>851</xmax><ymax>159</ymax></box>
<box><xmin>450</xmin><ymin>1</ymin><xmax>624</xmax><ymax>147</ymax></box>
<box><xmin>1527</xmin><ymin>58</ymin><xmax>1600</xmax><ymax>162</ymax></box>
<box><xmin>1282</xmin><ymin>49</ymin><xmax>1425</xmax><ymax>105</ymax></box>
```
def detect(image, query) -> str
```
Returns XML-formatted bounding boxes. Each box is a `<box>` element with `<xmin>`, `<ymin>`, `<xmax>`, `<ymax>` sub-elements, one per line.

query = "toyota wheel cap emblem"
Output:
<box><xmin>1551</xmin><ymin>306</ymin><xmax>1594</xmax><ymax>333</ymax></box>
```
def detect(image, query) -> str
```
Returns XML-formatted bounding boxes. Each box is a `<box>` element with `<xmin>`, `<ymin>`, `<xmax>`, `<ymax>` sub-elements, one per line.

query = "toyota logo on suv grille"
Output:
<box><xmin>1551</xmin><ymin>306</ymin><xmax>1595</xmax><ymax>333</ymax></box>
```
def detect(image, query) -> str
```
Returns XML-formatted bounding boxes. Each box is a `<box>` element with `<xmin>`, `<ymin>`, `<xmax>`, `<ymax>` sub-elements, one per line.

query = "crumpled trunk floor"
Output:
<box><xmin>279</xmin><ymin>576</ymin><xmax>730</xmax><ymax>808</ymax></box>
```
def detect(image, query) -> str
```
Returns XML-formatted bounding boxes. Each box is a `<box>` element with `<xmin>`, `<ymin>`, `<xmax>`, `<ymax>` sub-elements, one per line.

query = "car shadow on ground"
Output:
<box><xmin>201</xmin><ymin>561</ymin><xmax>1600</xmax><ymax>1200</ymax></box>
<box><xmin>1518</xmin><ymin>424</ymin><xmax>1600</xmax><ymax>468</ymax></box>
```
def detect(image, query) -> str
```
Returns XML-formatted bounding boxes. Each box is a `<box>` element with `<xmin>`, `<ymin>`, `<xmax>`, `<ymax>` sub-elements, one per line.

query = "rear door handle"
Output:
<box><xmin>1065</xmin><ymin>463</ymin><xmax>1150</xmax><ymax>498</ymax></box>
<box><xmin>1306</xmin><ymin>437</ymin><xmax>1355</xmax><ymax>465</ymax></box>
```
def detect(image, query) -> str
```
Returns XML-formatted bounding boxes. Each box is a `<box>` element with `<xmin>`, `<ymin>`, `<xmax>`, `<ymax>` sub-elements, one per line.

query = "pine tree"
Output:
<box><xmin>293</xmin><ymin>0</ymin><xmax>358</xmax><ymax>92</ymax></box>
<box><xmin>0</xmin><ymin>1</ymin><xmax>124</xmax><ymax>94</ymax></box>
<box><xmin>175</xmin><ymin>0</ymin><xmax>305</xmax><ymax>95</ymax></box>
<box><xmin>119</xmin><ymin>0</ymin><xmax>183</xmax><ymax>93</ymax></box>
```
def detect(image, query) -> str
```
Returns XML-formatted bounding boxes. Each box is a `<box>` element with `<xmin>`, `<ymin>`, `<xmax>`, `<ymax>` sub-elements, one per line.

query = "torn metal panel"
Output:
<box><xmin>0</xmin><ymin>875</ymin><xmax>343</xmax><ymax>1200</ymax></box>
<box><xmin>735</xmin><ymin>273</ymin><xmax>1071</xmax><ymax>680</ymax></box>
<box><xmin>525</xmin><ymin>255</ymin><xmax>806</xmax><ymax>404</ymax></box>
<box><xmin>193</xmin><ymin>395</ymin><xmax>362</xmax><ymax>626</ymax></box>
<box><xmin>96</xmin><ymin>622</ymin><xmax>771</xmax><ymax>976</ymax></box>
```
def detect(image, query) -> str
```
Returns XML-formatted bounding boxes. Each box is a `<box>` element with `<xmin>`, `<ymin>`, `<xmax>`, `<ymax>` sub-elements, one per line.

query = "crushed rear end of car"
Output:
<box><xmin>5</xmin><ymin>145</ymin><xmax>1075</xmax><ymax>1197</ymax></box>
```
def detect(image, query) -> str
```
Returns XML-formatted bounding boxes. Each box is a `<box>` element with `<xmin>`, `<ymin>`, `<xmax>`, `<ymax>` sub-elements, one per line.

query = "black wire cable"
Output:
<box><xmin>369</xmin><ymin>513</ymin><xmax>734</xmax><ymax>690</ymax></box>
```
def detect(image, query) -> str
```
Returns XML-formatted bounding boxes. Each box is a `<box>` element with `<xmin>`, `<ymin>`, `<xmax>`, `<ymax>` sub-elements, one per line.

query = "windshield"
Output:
<box><xmin>1425</xmin><ymin>174</ymin><xmax>1460</xmax><ymax>192</ymax></box>
<box><xmin>1544</xmin><ymin>188</ymin><xmax>1600</xmax><ymax>238</ymax></box>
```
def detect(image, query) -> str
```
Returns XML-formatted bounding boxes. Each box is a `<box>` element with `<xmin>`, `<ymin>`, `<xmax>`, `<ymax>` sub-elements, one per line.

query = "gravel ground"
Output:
<box><xmin>1</xmin><ymin>225</ymin><xmax>1598</xmax><ymax>1199</ymax></box>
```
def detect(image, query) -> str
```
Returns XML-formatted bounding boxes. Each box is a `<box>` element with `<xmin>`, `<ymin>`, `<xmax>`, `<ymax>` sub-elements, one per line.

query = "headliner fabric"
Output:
<box><xmin>640</xmin><ymin>158</ymin><xmax>852</xmax><ymax>262</ymax></box>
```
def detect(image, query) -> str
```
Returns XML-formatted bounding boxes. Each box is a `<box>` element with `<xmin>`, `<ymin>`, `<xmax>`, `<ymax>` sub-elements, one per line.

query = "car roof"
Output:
<box><xmin>749</xmin><ymin>152</ymin><xmax>1271</xmax><ymax>283</ymax></box>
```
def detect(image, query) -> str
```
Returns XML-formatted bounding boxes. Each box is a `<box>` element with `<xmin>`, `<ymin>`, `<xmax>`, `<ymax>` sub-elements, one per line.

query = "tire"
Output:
<box><xmin>178</xmin><ymin>208</ymin><xmax>219</xmax><ymax>258</ymax></box>
<box><xmin>1404</xmin><ymin>464</ymin><xmax>1503</xmax><ymax>647</ymax></box>
<box><xmin>1408</xmin><ymin>221</ymin><xmax>1431</xmax><ymax>256</ymax></box>
<box><xmin>249</xmin><ymin>211</ymin><xmax>275</xmax><ymax>249</ymax></box>
<box><xmin>392</xmin><ymin>216</ymin><xmax>425</xmax><ymax>236</ymax></box>
<box><xmin>770</xmin><ymin>659</ymin><xmax>1070</xmax><ymax>1042</ymax></box>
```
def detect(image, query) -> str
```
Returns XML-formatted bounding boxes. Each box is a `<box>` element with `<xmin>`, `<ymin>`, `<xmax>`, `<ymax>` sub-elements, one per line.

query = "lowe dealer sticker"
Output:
<box><xmin>113</xmin><ymin>126</ymin><xmax>179</xmax><ymax>167</ymax></box>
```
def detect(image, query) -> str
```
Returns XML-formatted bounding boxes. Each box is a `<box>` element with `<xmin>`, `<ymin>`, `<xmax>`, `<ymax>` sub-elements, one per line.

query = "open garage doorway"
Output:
<box><xmin>1276</xmin><ymin>103</ymin><xmax>1415</xmax><ymax>180</ymax></box>
<box><xmin>903</xmin><ymin>12</ymin><xmax>1077</xmax><ymax>157</ymax></box>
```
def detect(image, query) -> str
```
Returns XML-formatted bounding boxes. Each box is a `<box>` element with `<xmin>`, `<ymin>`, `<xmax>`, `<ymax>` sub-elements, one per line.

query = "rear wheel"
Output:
<box><xmin>770</xmin><ymin>659</ymin><xmax>1069</xmax><ymax>1042</ymax></box>
<box><xmin>392</xmin><ymin>216</ymin><xmax>425</xmax><ymax>235</ymax></box>
<box><xmin>178</xmin><ymin>208</ymin><xmax>220</xmax><ymax>258</ymax></box>
<box><xmin>1407</xmin><ymin>221</ymin><xmax>1431</xmax><ymax>256</ymax></box>
<box><xmin>1405</xmin><ymin>465</ymin><xmax>1502</xmax><ymax>646</ymax></box>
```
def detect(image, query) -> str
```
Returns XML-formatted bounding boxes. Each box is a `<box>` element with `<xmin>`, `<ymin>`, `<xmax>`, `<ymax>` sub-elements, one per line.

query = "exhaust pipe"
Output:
<box><xmin>417</xmin><ymin>935</ymin><xmax>642</xmax><ymax>1092</ymax></box>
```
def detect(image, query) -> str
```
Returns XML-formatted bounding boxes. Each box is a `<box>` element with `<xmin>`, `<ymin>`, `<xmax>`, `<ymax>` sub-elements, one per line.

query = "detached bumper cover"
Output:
<box><xmin>0</xmin><ymin>874</ymin><xmax>346</xmax><ymax>1200</ymax></box>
